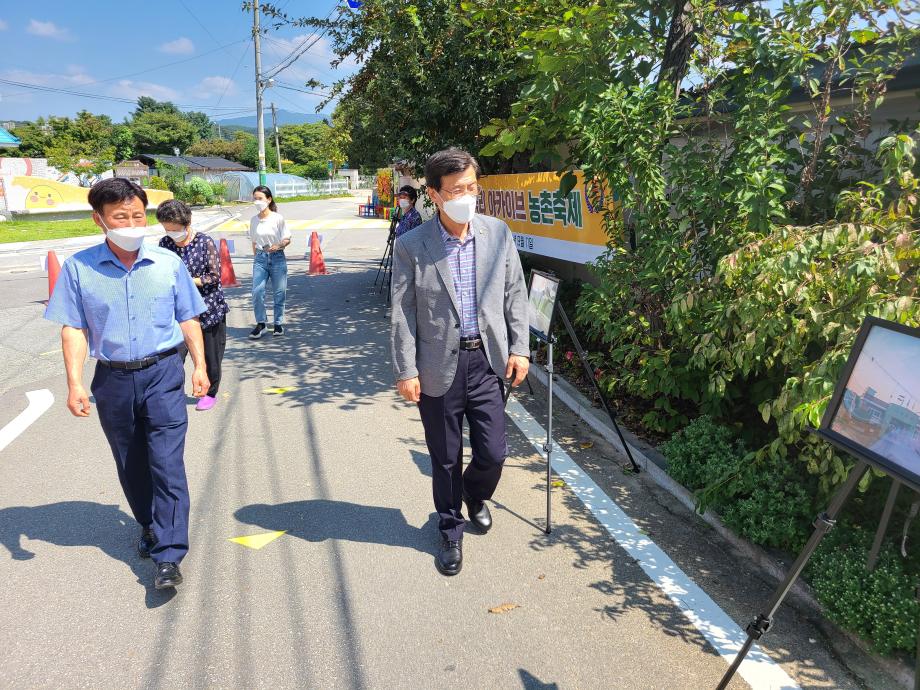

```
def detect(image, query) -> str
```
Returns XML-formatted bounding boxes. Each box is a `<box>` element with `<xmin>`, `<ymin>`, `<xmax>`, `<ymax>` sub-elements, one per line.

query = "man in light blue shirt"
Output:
<box><xmin>45</xmin><ymin>178</ymin><xmax>208</xmax><ymax>591</ymax></box>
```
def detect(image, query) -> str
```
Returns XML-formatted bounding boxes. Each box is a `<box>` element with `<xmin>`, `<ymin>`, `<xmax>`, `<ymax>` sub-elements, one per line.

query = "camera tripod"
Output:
<box><xmin>373</xmin><ymin>213</ymin><xmax>399</xmax><ymax>302</ymax></box>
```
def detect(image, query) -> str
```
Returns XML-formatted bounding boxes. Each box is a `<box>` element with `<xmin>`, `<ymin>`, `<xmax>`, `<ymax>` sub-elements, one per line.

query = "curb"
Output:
<box><xmin>528</xmin><ymin>363</ymin><xmax>914</xmax><ymax>690</ymax></box>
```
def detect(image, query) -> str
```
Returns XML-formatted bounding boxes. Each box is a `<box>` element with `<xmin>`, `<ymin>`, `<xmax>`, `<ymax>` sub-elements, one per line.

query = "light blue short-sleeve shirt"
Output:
<box><xmin>44</xmin><ymin>240</ymin><xmax>207</xmax><ymax>362</ymax></box>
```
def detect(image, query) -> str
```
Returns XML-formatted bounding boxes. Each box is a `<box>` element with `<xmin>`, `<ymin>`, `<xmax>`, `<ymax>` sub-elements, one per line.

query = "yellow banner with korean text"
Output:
<box><xmin>476</xmin><ymin>171</ymin><xmax>611</xmax><ymax>264</ymax></box>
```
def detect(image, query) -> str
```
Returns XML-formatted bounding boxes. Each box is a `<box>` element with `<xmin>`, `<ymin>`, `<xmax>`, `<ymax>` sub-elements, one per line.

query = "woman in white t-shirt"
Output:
<box><xmin>248</xmin><ymin>185</ymin><xmax>291</xmax><ymax>338</ymax></box>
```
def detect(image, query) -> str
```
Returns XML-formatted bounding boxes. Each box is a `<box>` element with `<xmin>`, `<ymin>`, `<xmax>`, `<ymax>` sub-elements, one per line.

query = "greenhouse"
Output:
<box><xmin>219</xmin><ymin>172</ymin><xmax>349</xmax><ymax>202</ymax></box>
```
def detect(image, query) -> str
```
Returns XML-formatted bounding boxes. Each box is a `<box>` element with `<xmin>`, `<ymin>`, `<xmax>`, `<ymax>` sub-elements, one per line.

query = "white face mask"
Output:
<box><xmin>101</xmin><ymin>218</ymin><xmax>146</xmax><ymax>252</ymax></box>
<box><xmin>166</xmin><ymin>228</ymin><xmax>189</xmax><ymax>243</ymax></box>
<box><xmin>398</xmin><ymin>199</ymin><xmax>412</xmax><ymax>210</ymax></box>
<box><xmin>441</xmin><ymin>194</ymin><xmax>477</xmax><ymax>225</ymax></box>
<box><xmin>254</xmin><ymin>200</ymin><xmax>269</xmax><ymax>212</ymax></box>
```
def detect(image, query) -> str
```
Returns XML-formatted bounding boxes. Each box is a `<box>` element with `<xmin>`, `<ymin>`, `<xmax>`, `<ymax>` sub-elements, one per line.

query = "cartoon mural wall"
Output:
<box><xmin>1</xmin><ymin>176</ymin><xmax>172</xmax><ymax>214</ymax></box>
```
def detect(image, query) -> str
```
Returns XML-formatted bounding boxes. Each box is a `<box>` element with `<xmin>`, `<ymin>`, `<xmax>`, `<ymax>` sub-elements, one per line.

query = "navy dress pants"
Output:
<box><xmin>418</xmin><ymin>348</ymin><xmax>508</xmax><ymax>541</ymax></box>
<box><xmin>91</xmin><ymin>353</ymin><xmax>191</xmax><ymax>564</ymax></box>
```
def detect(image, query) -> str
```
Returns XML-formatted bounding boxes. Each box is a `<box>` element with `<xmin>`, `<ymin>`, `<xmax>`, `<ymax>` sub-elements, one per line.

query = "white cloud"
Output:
<box><xmin>194</xmin><ymin>76</ymin><xmax>237</xmax><ymax>99</ymax></box>
<box><xmin>159</xmin><ymin>37</ymin><xmax>195</xmax><ymax>55</ymax></box>
<box><xmin>0</xmin><ymin>19</ymin><xmax>9</xmax><ymax>31</ymax></box>
<box><xmin>109</xmin><ymin>80</ymin><xmax>180</xmax><ymax>102</ymax></box>
<box><xmin>1</xmin><ymin>67</ymin><xmax>95</xmax><ymax>88</ymax></box>
<box><xmin>27</xmin><ymin>19</ymin><xmax>72</xmax><ymax>40</ymax></box>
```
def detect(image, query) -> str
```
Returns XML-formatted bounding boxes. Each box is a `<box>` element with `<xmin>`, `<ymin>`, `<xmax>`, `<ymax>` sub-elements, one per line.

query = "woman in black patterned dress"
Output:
<box><xmin>156</xmin><ymin>199</ymin><xmax>230</xmax><ymax>412</ymax></box>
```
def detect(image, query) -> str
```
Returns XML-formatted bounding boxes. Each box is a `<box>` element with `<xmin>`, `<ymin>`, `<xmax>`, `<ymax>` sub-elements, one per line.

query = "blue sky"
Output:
<box><xmin>0</xmin><ymin>1</ymin><xmax>358</xmax><ymax>123</ymax></box>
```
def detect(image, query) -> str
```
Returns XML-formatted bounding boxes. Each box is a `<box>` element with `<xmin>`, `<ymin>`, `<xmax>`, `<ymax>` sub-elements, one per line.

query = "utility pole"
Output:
<box><xmin>217</xmin><ymin>122</ymin><xmax>222</xmax><ymax>140</ymax></box>
<box><xmin>253</xmin><ymin>0</ymin><xmax>267</xmax><ymax>185</ymax></box>
<box><xmin>271</xmin><ymin>102</ymin><xmax>282</xmax><ymax>174</ymax></box>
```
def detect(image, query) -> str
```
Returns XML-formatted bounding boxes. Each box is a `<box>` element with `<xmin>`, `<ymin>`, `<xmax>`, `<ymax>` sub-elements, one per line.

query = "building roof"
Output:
<box><xmin>0</xmin><ymin>126</ymin><xmax>21</xmax><ymax>148</ymax></box>
<box><xmin>136</xmin><ymin>154</ymin><xmax>251</xmax><ymax>171</ymax></box>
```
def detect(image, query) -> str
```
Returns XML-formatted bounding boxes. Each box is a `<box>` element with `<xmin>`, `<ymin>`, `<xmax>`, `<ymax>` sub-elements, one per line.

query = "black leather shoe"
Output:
<box><xmin>435</xmin><ymin>539</ymin><xmax>462</xmax><ymax>576</ymax></box>
<box><xmin>464</xmin><ymin>493</ymin><xmax>493</xmax><ymax>534</ymax></box>
<box><xmin>154</xmin><ymin>562</ymin><xmax>183</xmax><ymax>589</ymax></box>
<box><xmin>138</xmin><ymin>526</ymin><xmax>157</xmax><ymax>559</ymax></box>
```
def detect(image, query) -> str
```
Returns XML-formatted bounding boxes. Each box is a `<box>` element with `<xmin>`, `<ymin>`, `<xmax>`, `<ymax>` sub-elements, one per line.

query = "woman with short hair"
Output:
<box><xmin>395</xmin><ymin>185</ymin><xmax>423</xmax><ymax>237</ymax></box>
<box><xmin>156</xmin><ymin>199</ymin><xmax>229</xmax><ymax>412</ymax></box>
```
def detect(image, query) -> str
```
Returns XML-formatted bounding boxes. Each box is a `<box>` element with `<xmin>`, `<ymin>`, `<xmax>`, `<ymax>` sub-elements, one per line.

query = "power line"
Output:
<box><xmin>275</xmin><ymin>83</ymin><xmax>332</xmax><ymax>98</ymax></box>
<box><xmin>0</xmin><ymin>78</ymin><xmax>250</xmax><ymax>112</ymax></box>
<box><xmin>0</xmin><ymin>40</ymin><xmax>249</xmax><ymax>101</ymax></box>
<box><xmin>262</xmin><ymin>6</ymin><xmax>338</xmax><ymax>79</ymax></box>
<box><xmin>216</xmin><ymin>39</ymin><xmax>254</xmax><ymax>110</ymax></box>
<box><xmin>177</xmin><ymin>0</ymin><xmax>235</xmax><ymax>57</ymax></box>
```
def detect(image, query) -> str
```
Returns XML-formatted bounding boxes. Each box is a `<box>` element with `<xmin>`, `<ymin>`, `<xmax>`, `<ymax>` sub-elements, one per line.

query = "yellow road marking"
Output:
<box><xmin>228</xmin><ymin>530</ymin><xmax>286</xmax><ymax>550</ymax></box>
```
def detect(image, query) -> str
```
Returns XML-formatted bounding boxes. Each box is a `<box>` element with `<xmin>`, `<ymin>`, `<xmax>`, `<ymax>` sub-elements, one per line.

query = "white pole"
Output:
<box><xmin>254</xmin><ymin>0</ymin><xmax>267</xmax><ymax>185</ymax></box>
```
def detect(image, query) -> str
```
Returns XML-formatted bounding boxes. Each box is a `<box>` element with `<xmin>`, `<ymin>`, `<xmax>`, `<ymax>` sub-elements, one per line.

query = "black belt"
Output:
<box><xmin>459</xmin><ymin>336</ymin><xmax>483</xmax><ymax>350</ymax></box>
<box><xmin>99</xmin><ymin>348</ymin><xmax>178</xmax><ymax>371</ymax></box>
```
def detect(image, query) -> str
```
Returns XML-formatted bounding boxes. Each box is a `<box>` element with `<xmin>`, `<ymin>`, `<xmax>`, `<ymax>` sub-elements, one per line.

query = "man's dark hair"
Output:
<box><xmin>424</xmin><ymin>148</ymin><xmax>481</xmax><ymax>191</ymax></box>
<box><xmin>156</xmin><ymin>199</ymin><xmax>193</xmax><ymax>226</ymax></box>
<box><xmin>88</xmin><ymin>178</ymin><xmax>149</xmax><ymax>213</ymax></box>
<box><xmin>399</xmin><ymin>185</ymin><xmax>418</xmax><ymax>203</ymax></box>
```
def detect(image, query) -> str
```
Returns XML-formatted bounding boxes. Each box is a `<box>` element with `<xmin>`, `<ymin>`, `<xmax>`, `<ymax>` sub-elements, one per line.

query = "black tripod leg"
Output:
<box><xmin>716</xmin><ymin>460</ymin><xmax>869</xmax><ymax>689</ymax></box>
<box><xmin>374</xmin><ymin>236</ymin><xmax>393</xmax><ymax>286</ymax></box>
<box><xmin>379</xmin><ymin>245</ymin><xmax>393</xmax><ymax>295</ymax></box>
<box><xmin>555</xmin><ymin>303</ymin><xmax>641</xmax><ymax>472</ymax></box>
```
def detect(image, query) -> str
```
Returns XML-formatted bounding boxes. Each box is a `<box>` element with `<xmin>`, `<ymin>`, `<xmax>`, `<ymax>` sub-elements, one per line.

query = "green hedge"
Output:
<box><xmin>662</xmin><ymin>416</ymin><xmax>919</xmax><ymax>654</ymax></box>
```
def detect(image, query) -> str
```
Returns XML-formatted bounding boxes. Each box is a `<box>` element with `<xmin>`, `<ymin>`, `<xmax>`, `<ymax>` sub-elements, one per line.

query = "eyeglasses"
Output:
<box><xmin>440</xmin><ymin>183</ymin><xmax>481</xmax><ymax>198</ymax></box>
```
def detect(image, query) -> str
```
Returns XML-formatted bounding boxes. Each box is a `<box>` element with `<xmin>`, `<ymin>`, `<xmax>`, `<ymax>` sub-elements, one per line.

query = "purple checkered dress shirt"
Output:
<box><xmin>438</xmin><ymin>217</ymin><xmax>479</xmax><ymax>337</ymax></box>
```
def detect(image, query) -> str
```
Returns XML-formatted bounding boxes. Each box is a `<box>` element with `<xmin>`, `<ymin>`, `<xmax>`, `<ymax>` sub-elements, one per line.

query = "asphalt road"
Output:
<box><xmin>0</xmin><ymin>196</ymin><xmax>896</xmax><ymax>689</ymax></box>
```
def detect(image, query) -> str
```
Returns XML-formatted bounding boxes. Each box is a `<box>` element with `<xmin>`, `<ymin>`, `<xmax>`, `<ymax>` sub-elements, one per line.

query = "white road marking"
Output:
<box><xmin>506</xmin><ymin>398</ymin><xmax>800</xmax><ymax>690</ymax></box>
<box><xmin>0</xmin><ymin>389</ymin><xmax>55</xmax><ymax>453</ymax></box>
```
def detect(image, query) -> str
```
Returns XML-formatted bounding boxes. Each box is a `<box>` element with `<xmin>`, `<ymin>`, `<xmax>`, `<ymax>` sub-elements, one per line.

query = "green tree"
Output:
<box><xmin>236</xmin><ymin>131</ymin><xmax>278</xmax><ymax>170</ymax></box>
<box><xmin>133</xmin><ymin>96</ymin><xmax>181</xmax><ymax>117</ymax></box>
<box><xmin>278</xmin><ymin>0</ymin><xmax>544</xmax><ymax>173</ymax></box>
<box><xmin>317</xmin><ymin>111</ymin><xmax>350</xmax><ymax>173</ymax></box>
<box><xmin>184</xmin><ymin>111</ymin><xmax>213</xmax><ymax>140</ymax></box>
<box><xmin>277</xmin><ymin>122</ymin><xmax>328</xmax><ymax>164</ymax></box>
<box><xmin>129</xmin><ymin>110</ymin><xmax>198</xmax><ymax>154</ymax></box>
<box><xmin>186</xmin><ymin>137</ymin><xmax>246</xmax><ymax>162</ymax></box>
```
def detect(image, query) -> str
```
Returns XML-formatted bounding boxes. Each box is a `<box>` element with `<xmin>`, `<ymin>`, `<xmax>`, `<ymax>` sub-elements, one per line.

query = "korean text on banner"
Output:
<box><xmin>476</xmin><ymin>171</ymin><xmax>611</xmax><ymax>264</ymax></box>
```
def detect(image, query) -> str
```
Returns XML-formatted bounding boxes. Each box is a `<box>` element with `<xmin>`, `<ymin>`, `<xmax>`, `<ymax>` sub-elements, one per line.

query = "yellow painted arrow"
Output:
<box><xmin>228</xmin><ymin>530</ymin><xmax>286</xmax><ymax>549</ymax></box>
<box><xmin>263</xmin><ymin>387</ymin><xmax>296</xmax><ymax>395</ymax></box>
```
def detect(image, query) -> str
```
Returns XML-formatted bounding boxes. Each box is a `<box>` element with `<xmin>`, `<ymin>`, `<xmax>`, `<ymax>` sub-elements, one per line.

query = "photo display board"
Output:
<box><xmin>818</xmin><ymin>316</ymin><xmax>920</xmax><ymax>492</ymax></box>
<box><xmin>528</xmin><ymin>270</ymin><xmax>561</xmax><ymax>343</ymax></box>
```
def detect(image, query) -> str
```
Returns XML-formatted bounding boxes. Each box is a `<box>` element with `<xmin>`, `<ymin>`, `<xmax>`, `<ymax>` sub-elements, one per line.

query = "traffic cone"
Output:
<box><xmin>47</xmin><ymin>251</ymin><xmax>61</xmax><ymax>301</ymax></box>
<box><xmin>218</xmin><ymin>238</ymin><xmax>241</xmax><ymax>287</ymax></box>
<box><xmin>309</xmin><ymin>231</ymin><xmax>328</xmax><ymax>275</ymax></box>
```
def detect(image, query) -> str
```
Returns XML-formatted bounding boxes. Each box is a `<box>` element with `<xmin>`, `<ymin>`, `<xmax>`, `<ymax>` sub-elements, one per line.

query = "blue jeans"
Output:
<box><xmin>252</xmin><ymin>251</ymin><xmax>288</xmax><ymax>325</ymax></box>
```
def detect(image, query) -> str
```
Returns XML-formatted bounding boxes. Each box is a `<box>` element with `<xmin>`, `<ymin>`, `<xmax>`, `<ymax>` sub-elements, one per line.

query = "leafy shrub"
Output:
<box><xmin>718</xmin><ymin>461</ymin><xmax>816</xmax><ymax>550</ymax></box>
<box><xmin>209</xmin><ymin>182</ymin><xmax>226</xmax><ymax>202</ymax></box>
<box><xmin>661</xmin><ymin>416</ymin><xmax>743</xmax><ymax>491</ymax></box>
<box><xmin>663</xmin><ymin>416</ymin><xmax>816</xmax><ymax>550</ymax></box>
<box><xmin>286</xmin><ymin>161</ymin><xmax>329</xmax><ymax>179</ymax></box>
<box><xmin>175</xmin><ymin>177</ymin><xmax>217</xmax><ymax>205</ymax></box>
<box><xmin>808</xmin><ymin>526</ymin><xmax>919</xmax><ymax>655</ymax></box>
<box><xmin>145</xmin><ymin>175</ymin><xmax>169</xmax><ymax>191</ymax></box>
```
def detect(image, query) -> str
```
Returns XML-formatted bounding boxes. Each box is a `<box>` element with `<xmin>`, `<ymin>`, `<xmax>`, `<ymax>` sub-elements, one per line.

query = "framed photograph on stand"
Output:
<box><xmin>818</xmin><ymin>316</ymin><xmax>920</xmax><ymax>492</ymax></box>
<box><xmin>528</xmin><ymin>270</ymin><xmax>561</xmax><ymax>343</ymax></box>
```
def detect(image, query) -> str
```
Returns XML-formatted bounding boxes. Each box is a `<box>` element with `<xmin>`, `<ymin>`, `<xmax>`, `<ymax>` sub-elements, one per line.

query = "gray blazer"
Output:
<box><xmin>390</xmin><ymin>213</ymin><xmax>530</xmax><ymax>398</ymax></box>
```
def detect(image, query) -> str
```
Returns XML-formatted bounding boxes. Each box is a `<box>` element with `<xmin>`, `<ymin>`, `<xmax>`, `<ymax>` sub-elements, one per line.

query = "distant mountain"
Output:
<box><xmin>215</xmin><ymin>109</ymin><xmax>329</xmax><ymax>128</ymax></box>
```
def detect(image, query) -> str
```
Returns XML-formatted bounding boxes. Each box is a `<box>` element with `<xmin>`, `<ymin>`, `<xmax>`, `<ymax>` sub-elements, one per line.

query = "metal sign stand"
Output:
<box><xmin>544</xmin><ymin>335</ymin><xmax>555</xmax><ymax>535</ymax></box>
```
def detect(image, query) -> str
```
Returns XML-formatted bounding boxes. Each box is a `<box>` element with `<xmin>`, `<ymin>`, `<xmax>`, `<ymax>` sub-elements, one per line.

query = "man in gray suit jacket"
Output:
<box><xmin>391</xmin><ymin>148</ymin><xmax>530</xmax><ymax>575</ymax></box>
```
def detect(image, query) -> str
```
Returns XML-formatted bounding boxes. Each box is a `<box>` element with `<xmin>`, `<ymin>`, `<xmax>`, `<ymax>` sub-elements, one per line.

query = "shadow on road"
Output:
<box><xmin>518</xmin><ymin>669</ymin><xmax>559</xmax><ymax>689</ymax></box>
<box><xmin>233</xmin><ymin>500</ymin><xmax>438</xmax><ymax>555</ymax></box>
<box><xmin>220</xmin><ymin>258</ymin><xmax>395</xmax><ymax>413</ymax></box>
<box><xmin>0</xmin><ymin>500</ymin><xmax>176</xmax><ymax>608</ymax></box>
